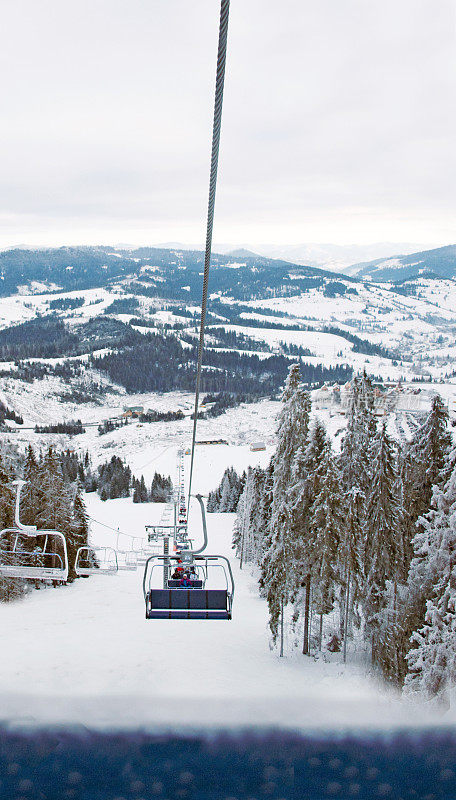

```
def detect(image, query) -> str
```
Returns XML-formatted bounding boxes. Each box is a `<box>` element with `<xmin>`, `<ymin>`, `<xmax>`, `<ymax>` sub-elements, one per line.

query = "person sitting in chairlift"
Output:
<box><xmin>180</xmin><ymin>571</ymin><xmax>193</xmax><ymax>587</ymax></box>
<box><xmin>180</xmin><ymin>567</ymin><xmax>198</xmax><ymax>587</ymax></box>
<box><xmin>171</xmin><ymin>566</ymin><xmax>184</xmax><ymax>580</ymax></box>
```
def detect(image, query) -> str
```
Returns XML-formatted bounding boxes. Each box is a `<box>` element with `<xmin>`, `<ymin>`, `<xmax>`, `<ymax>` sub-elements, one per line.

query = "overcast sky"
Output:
<box><xmin>1</xmin><ymin>0</ymin><xmax>455</xmax><ymax>249</ymax></box>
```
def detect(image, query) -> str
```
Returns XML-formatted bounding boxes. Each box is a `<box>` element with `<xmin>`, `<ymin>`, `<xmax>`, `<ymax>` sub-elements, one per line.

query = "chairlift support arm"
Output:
<box><xmin>12</xmin><ymin>480</ymin><xmax>36</xmax><ymax>533</ymax></box>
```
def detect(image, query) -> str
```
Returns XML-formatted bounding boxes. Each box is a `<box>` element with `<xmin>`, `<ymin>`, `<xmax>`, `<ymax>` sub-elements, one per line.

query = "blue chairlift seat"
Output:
<box><xmin>146</xmin><ymin>588</ymin><xmax>231</xmax><ymax>619</ymax></box>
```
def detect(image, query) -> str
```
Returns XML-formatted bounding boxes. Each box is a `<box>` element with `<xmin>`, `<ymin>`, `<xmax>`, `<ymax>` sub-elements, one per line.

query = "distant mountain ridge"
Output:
<box><xmin>153</xmin><ymin>242</ymin><xmax>428</xmax><ymax>272</ymax></box>
<box><xmin>351</xmin><ymin>244</ymin><xmax>456</xmax><ymax>282</ymax></box>
<box><xmin>0</xmin><ymin>244</ymin><xmax>354</xmax><ymax>301</ymax></box>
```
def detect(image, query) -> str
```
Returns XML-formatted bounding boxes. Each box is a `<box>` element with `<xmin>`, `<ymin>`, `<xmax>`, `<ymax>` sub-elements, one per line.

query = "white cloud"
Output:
<box><xmin>0</xmin><ymin>0</ymin><xmax>455</xmax><ymax>247</ymax></box>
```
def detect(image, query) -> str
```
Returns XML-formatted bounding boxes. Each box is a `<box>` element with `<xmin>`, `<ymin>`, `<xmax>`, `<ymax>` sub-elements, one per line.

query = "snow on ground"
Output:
<box><xmin>0</xmin><ymin>282</ymin><xmax>456</xmax><ymax>730</ymax></box>
<box><xmin>0</xmin><ymin>482</ymin><xmax>442</xmax><ymax>733</ymax></box>
<box><xmin>0</xmin><ymin>389</ymin><xmax>453</xmax><ymax>732</ymax></box>
<box><xmin>218</xmin><ymin>325</ymin><xmax>353</xmax><ymax>359</ymax></box>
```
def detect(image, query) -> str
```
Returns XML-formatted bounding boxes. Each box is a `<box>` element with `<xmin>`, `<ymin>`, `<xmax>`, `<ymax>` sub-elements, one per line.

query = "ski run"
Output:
<box><xmin>0</xmin><ymin>426</ymin><xmax>452</xmax><ymax>732</ymax></box>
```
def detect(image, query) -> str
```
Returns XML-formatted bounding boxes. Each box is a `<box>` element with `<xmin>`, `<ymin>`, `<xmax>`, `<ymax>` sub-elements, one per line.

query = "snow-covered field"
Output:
<box><xmin>3</xmin><ymin>272</ymin><xmax>456</xmax><ymax>385</ymax></box>
<box><xmin>0</xmin><ymin>480</ymin><xmax>443</xmax><ymax>733</ymax></box>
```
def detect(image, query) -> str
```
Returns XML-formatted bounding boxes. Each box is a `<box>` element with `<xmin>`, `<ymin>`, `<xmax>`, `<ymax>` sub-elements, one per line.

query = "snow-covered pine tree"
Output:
<box><xmin>132</xmin><ymin>475</ymin><xmax>148</xmax><ymax>503</ymax></box>
<box><xmin>150</xmin><ymin>472</ymin><xmax>172</xmax><ymax>502</ymax></box>
<box><xmin>232</xmin><ymin>468</ymin><xmax>254</xmax><ymax>567</ymax></box>
<box><xmin>0</xmin><ymin>453</ymin><xmax>24</xmax><ymax>602</ymax></box>
<box><xmin>20</xmin><ymin>445</ymin><xmax>42</xmax><ymax>527</ymax></box>
<box><xmin>228</xmin><ymin>469</ymin><xmax>246</xmax><ymax>512</ymax></box>
<box><xmin>337</xmin><ymin>375</ymin><xmax>378</xmax><ymax>640</ymax></box>
<box><xmin>36</xmin><ymin>446</ymin><xmax>87</xmax><ymax>584</ymax></box>
<box><xmin>307</xmin><ymin>441</ymin><xmax>345</xmax><ymax>649</ymax></box>
<box><xmin>358</xmin><ymin>371</ymin><xmax>377</xmax><ymax>444</ymax></box>
<box><xmin>404</xmin><ymin>458</ymin><xmax>456</xmax><ymax>703</ymax></box>
<box><xmin>257</xmin><ymin>459</ymin><xmax>274</xmax><ymax>597</ymax></box>
<box><xmin>363</xmin><ymin>424</ymin><xmax>401</xmax><ymax>668</ymax></box>
<box><xmin>219</xmin><ymin>469</ymin><xmax>235</xmax><ymax>512</ymax></box>
<box><xmin>339</xmin><ymin>486</ymin><xmax>365</xmax><ymax>649</ymax></box>
<box><xmin>392</xmin><ymin>396</ymin><xmax>453</xmax><ymax>684</ymax></box>
<box><xmin>207</xmin><ymin>484</ymin><xmax>221</xmax><ymax>512</ymax></box>
<box><xmin>208</xmin><ymin>468</ymin><xmax>243</xmax><ymax>512</ymax></box>
<box><xmin>247</xmin><ymin>467</ymin><xmax>267</xmax><ymax>566</ymax></box>
<box><xmin>69</xmin><ymin>480</ymin><xmax>90</xmax><ymax>581</ymax></box>
<box><xmin>261</xmin><ymin>363</ymin><xmax>311</xmax><ymax>652</ymax></box>
<box><xmin>400</xmin><ymin>394</ymin><xmax>452</xmax><ymax>573</ymax></box>
<box><xmin>258</xmin><ymin>460</ymin><xmax>273</xmax><ymax>538</ymax></box>
<box><xmin>339</xmin><ymin>376</ymin><xmax>375</xmax><ymax>496</ymax></box>
<box><xmin>234</xmin><ymin>466</ymin><xmax>266</xmax><ymax>568</ymax></box>
<box><xmin>291</xmin><ymin>418</ymin><xmax>328</xmax><ymax>653</ymax></box>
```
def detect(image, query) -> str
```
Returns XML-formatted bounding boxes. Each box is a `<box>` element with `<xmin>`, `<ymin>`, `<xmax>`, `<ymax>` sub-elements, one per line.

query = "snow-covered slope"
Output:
<box><xmin>351</xmin><ymin>244</ymin><xmax>456</xmax><ymax>282</ymax></box>
<box><xmin>0</xmin><ymin>486</ymin><xmax>439</xmax><ymax>731</ymax></box>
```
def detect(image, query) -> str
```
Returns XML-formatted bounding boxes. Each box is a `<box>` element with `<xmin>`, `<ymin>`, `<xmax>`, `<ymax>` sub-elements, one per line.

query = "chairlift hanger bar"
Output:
<box><xmin>187</xmin><ymin>0</ymin><xmax>230</xmax><ymax>510</ymax></box>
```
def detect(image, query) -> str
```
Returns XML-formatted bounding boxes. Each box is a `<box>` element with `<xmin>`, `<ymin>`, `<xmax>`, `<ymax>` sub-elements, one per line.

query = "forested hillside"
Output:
<box><xmin>231</xmin><ymin>364</ymin><xmax>456</xmax><ymax>702</ymax></box>
<box><xmin>92</xmin><ymin>341</ymin><xmax>352</xmax><ymax>395</ymax></box>
<box><xmin>0</xmin><ymin>316</ymin><xmax>143</xmax><ymax>360</ymax></box>
<box><xmin>353</xmin><ymin>244</ymin><xmax>456</xmax><ymax>282</ymax></box>
<box><xmin>0</xmin><ymin>245</ymin><xmax>345</xmax><ymax>300</ymax></box>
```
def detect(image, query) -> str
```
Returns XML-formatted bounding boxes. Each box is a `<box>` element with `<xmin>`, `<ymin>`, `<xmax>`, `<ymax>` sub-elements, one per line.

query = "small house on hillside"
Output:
<box><xmin>250</xmin><ymin>442</ymin><xmax>266</xmax><ymax>452</ymax></box>
<box><xmin>122</xmin><ymin>405</ymin><xmax>144</xmax><ymax>418</ymax></box>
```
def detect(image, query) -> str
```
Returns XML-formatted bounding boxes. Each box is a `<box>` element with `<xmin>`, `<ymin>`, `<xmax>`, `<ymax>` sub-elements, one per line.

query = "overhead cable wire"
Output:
<box><xmin>87</xmin><ymin>514</ymin><xmax>137</xmax><ymax>541</ymax></box>
<box><xmin>187</xmin><ymin>0</ymin><xmax>230</xmax><ymax>509</ymax></box>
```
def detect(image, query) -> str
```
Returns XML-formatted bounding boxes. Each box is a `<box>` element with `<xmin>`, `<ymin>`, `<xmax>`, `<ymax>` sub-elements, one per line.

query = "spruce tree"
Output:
<box><xmin>291</xmin><ymin>418</ymin><xmax>328</xmax><ymax>653</ymax></box>
<box><xmin>307</xmin><ymin>443</ymin><xmax>345</xmax><ymax>648</ymax></box>
<box><xmin>69</xmin><ymin>481</ymin><xmax>90</xmax><ymax>581</ymax></box>
<box><xmin>0</xmin><ymin>454</ymin><xmax>23</xmax><ymax>602</ymax></box>
<box><xmin>261</xmin><ymin>364</ymin><xmax>311</xmax><ymax>651</ymax></box>
<box><xmin>233</xmin><ymin>468</ymin><xmax>255</xmax><ymax>567</ymax></box>
<box><xmin>363</xmin><ymin>424</ymin><xmax>400</xmax><ymax>667</ymax></box>
<box><xmin>394</xmin><ymin>396</ymin><xmax>453</xmax><ymax>684</ymax></box>
<box><xmin>339</xmin><ymin>375</ymin><xmax>376</xmax><ymax>496</ymax></box>
<box><xmin>340</xmin><ymin>487</ymin><xmax>365</xmax><ymax>643</ymax></box>
<box><xmin>401</xmin><ymin>394</ymin><xmax>452</xmax><ymax>548</ymax></box>
<box><xmin>404</xmin><ymin>462</ymin><xmax>456</xmax><ymax>703</ymax></box>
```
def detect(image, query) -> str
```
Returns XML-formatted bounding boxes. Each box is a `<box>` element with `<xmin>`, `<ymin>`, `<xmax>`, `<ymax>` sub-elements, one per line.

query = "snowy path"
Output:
<box><xmin>0</xmin><ymin>453</ymin><xmax>439</xmax><ymax>731</ymax></box>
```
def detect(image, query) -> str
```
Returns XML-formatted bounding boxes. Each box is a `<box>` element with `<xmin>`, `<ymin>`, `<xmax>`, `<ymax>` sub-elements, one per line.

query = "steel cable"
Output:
<box><xmin>187</xmin><ymin>0</ymin><xmax>230</xmax><ymax>508</ymax></box>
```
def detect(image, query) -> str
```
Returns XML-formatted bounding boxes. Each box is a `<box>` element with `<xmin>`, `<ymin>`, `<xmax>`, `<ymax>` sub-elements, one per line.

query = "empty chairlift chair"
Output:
<box><xmin>0</xmin><ymin>529</ymin><xmax>69</xmax><ymax>581</ymax></box>
<box><xmin>117</xmin><ymin>550</ymin><xmax>138</xmax><ymax>571</ymax></box>
<box><xmin>0</xmin><ymin>480</ymin><xmax>69</xmax><ymax>582</ymax></box>
<box><xmin>75</xmin><ymin>546</ymin><xmax>118</xmax><ymax>576</ymax></box>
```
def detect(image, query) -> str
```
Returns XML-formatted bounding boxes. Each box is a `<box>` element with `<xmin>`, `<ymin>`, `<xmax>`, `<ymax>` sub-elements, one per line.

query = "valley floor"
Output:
<box><xmin>0</xmin><ymin>483</ymin><xmax>442</xmax><ymax>732</ymax></box>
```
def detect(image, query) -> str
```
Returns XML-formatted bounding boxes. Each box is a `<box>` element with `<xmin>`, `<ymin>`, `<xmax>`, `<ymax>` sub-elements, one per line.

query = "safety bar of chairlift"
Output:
<box><xmin>142</xmin><ymin>553</ymin><xmax>235</xmax><ymax>601</ymax></box>
<box><xmin>0</xmin><ymin>547</ymin><xmax>65</xmax><ymax>569</ymax></box>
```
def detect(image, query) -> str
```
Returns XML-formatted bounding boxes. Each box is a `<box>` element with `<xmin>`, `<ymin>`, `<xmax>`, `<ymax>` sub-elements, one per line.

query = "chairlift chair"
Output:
<box><xmin>117</xmin><ymin>550</ymin><xmax>138</xmax><ymax>571</ymax></box>
<box><xmin>143</xmin><ymin>553</ymin><xmax>233</xmax><ymax>620</ymax></box>
<box><xmin>0</xmin><ymin>529</ymin><xmax>69</xmax><ymax>581</ymax></box>
<box><xmin>75</xmin><ymin>546</ymin><xmax>118</xmax><ymax>576</ymax></box>
<box><xmin>0</xmin><ymin>480</ymin><xmax>69</xmax><ymax>582</ymax></box>
<box><xmin>143</xmin><ymin>494</ymin><xmax>234</xmax><ymax>620</ymax></box>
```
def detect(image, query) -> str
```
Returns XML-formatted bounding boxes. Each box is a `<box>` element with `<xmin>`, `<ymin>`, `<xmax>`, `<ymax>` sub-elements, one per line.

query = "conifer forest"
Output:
<box><xmin>226</xmin><ymin>364</ymin><xmax>456</xmax><ymax>701</ymax></box>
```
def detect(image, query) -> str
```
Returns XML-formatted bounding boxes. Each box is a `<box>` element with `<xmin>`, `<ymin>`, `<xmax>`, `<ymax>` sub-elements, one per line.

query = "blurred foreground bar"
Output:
<box><xmin>0</xmin><ymin>728</ymin><xmax>455</xmax><ymax>799</ymax></box>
